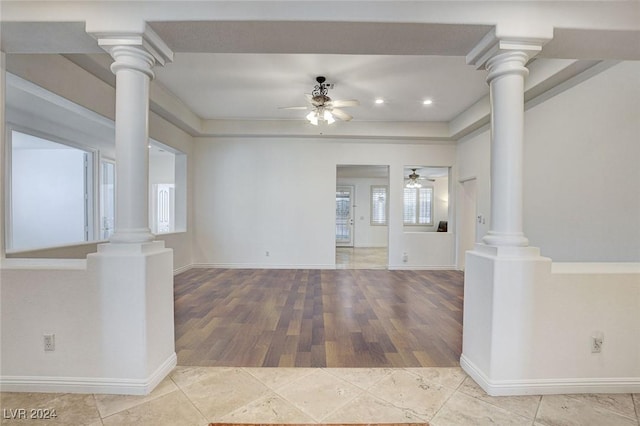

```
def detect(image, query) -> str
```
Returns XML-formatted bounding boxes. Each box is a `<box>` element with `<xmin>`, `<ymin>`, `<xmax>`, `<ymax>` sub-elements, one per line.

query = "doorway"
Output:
<box><xmin>335</xmin><ymin>186</ymin><xmax>354</xmax><ymax>247</ymax></box>
<box><xmin>458</xmin><ymin>177</ymin><xmax>478</xmax><ymax>270</ymax></box>
<box><xmin>335</xmin><ymin>165</ymin><xmax>389</xmax><ymax>269</ymax></box>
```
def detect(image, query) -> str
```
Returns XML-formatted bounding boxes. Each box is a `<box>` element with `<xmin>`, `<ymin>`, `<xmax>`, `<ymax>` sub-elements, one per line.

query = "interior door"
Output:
<box><xmin>335</xmin><ymin>186</ymin><xmax>354</xmax><ymax>246</ymax></box>
<box><xmin>459</xmin><ymin>178</ymin><xmax>477</xmax><ymax>270</ymax></box>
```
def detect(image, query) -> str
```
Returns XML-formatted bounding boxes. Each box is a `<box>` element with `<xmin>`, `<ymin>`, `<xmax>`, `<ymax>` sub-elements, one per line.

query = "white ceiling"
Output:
<box><xmin>148</xmin><ymin>21</ymin><xmax>493</xmax><ymax>123</ymax></box>
<box><xmin>154</xmin><ymin>53</ymin><xmax>489</xmax><ymax>122</ymax></box>
<box><xmin>1</xmin><ymin>5</ymin><xmax>639</xmax><ymax>131</ymax></box>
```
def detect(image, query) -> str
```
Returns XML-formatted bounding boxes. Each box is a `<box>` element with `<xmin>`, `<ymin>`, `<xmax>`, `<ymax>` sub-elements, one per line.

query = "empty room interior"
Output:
<box><xmin>0</xmin><ymin>1</ymin><xmax>639</xmax><ymax>425</ymax></box>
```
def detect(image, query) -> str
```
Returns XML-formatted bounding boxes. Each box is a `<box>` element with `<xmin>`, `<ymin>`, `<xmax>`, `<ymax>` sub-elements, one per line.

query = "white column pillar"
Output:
<box><xmin>461</xmin><ymin>31</ymin><xmax>554</xmax><ymax>397</ymax></box>
<box><xmin>107</xmin><ymin>45</ymin><xmax>155</xmax><ymax>243</ymax></box>
<box><xmin>483</xmin><ymin>51</ymin><xmax>530</xmax><ymax>247</ymax></box>
<box><xmin>0</xmin><ymin>51</ymin><xmax>6</xmax><ymax>258</ymax></box>
<box><xmin>86</xmin><ymin>29</ymin><xmax>176</xmax><ymax>395</ymax></box>
<box><xmin>467</xmin><ymin>32</ymin><xmax>547</xmax><ymax>248</ymax></box>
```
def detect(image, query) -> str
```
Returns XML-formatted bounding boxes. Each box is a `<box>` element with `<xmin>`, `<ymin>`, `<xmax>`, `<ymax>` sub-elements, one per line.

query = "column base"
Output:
<box><xmin>87</xmin><ymin>241</ymin><xmax>175</xmax><ymax>394</ymax></box>
<box><xmin>461</xmin><ymin>245</ymin><xmax>552</xmax><ymax>395</ymax></box>
<box><xmin>482</xmin><ymin>231</ymin><xmax>529</xmax><ymax>247</ymax></box>
<box><xmin>110</xmin><ymin>228</ymin><xmax>155</xmax><ymax>244</ymax></box>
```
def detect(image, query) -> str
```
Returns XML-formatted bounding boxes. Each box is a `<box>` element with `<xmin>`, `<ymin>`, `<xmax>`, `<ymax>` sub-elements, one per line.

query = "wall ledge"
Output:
<box><xmin>551</xmin><ymin>262</ymin><xmax>640</xmax><ymax>274</ymax></box>
<box><xmin>0</xmin><ymin>258</ymin><xmax>87</xmax><ymax>270</ymax></box>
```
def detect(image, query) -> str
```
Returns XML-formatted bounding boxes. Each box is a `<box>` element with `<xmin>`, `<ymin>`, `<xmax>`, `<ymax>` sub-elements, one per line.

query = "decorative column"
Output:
<box><xmin>483</xmin><ymin>51</ymin><xmax>530</xmax><ymax>246</ymax></box>
<box><xmin>461</xmin><ymin>30</ymin><xmax>553</xmax><ymax>396</ymax></box>
<box><xmin>107</xmin><ymin>45</ymin><xmax>155</xmax><ymax>243</ymax></box>
<box><xmin>86</xmin><ymin>27</ymin><xmax>176</xmax><ymax>395</ymax></box>
<box><xmin>95</xmin><ymin>30</ymin><xmax>173</xmax><ymax>243</ymax></box>
<box><xmin>467</xmin><ymin>32</ymin><xmax>545</xmax><ymax>248</ymax></box>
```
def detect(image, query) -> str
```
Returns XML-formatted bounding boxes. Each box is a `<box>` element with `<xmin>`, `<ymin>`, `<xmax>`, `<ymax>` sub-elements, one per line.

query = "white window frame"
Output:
<box><xmin>403</xmin><ymin>185</ymin><xmax>434</xmax><ymax>226</ymax></box>
<box><xmin>370</xmin><ymin>185</ymin><xmax>388</xmax><ymax>226</ymax></box>
<box><xmin>5</xmin><ymin>126</ymin><xmax>99</xmax><ymax>251</ymax></box>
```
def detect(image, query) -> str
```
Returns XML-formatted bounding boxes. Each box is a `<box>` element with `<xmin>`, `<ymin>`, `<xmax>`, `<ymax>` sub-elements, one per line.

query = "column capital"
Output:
<box><xmin>91</xmin><ymin>24</ymin><xmax>174</xmax><ymax>68</ymax></box>
<box><xmin>466</xmin><ymin>28</ymin><xmax>549</xmax><ymax>70</ymax></box>
<box><xmin>108</xmin><ymin>46</ymin><xmax>156</xmax><ymax>79</ymax></box>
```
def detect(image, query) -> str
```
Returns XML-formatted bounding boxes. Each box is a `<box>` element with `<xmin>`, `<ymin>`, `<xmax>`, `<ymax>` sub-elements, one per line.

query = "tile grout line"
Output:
<box><xmin>532</xmin><ymin>394</ymin><xmax>544</xmax><ymax>425</ymax></box>
<box><xmin>426</xmin><ymin>379</ymin><xmax>460</xmax><ymax>423</ymax></box>
<box><xmin>267</xmin><ymin>370</ymin><xmax>366</xmax><ymax>423</ymax></box>
<box><xmin>454</xmin><ymin>377</ymin><xmax>542</xmax><ymax>423</ymax></box>
<box><xmin>563</xmin><ymin>393</ymin><xmax>639</xmax><ymax>421</ymax></box>
<box><xmin>91</xmin><ymin>393</ymin><xmax>106</xmax><ymax>424</ymax></box>
<box><xmin>167</xmin><ymin>373</ymin><xmax>213</xmax><ymax>423</ymax></box>
<box><xmin>633</xmin><ymin>394</ymin><xmax>640</xmax><ymax>424</ymax></box>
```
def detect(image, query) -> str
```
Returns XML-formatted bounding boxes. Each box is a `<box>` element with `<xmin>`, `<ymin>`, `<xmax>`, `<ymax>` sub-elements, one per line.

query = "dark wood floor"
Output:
<box><xmin>174</xmin><ymin>269</ymin><xmax>464</xmax><ymax>368</ymax></box>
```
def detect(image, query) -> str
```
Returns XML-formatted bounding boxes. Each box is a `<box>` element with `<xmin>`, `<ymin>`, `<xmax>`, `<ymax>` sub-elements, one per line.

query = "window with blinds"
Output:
<box><xmin>370</xmin><ymin>185</ymin><xmax>388</xmax><ymax>226</ymax></box>
<box><xmin>403</xmin><ymin>186</ymin><xmax>433</xmax><ymax>225</ymax></box>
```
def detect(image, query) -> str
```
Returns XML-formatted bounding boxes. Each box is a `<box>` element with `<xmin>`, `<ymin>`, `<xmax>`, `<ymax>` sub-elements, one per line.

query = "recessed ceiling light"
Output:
<box><xmin>375</xmin><ymin>98</ymin><xmax>385</xmax><ymax>104</ymax></box>
<box><xmin>423</xmin><ymin>99</ymin><xmax>433</xmax><ymax>105</ymax></box>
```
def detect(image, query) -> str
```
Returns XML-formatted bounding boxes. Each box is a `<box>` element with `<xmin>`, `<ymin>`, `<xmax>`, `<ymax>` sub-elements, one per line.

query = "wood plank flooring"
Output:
<box><xmin>174</xmin><ymin>269</ymin><xmax>463</xmax><ymax>368</ymax></box>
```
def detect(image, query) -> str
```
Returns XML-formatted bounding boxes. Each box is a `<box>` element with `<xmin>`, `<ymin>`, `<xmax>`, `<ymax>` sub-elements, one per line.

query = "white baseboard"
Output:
<box><xmin>0</xmin><ymin>353</ymin><xmax>177</xmax><ymax>395</ymax></box>
<box><xmin>191</xmin><ymin>262</ymin><xmax>335</xmax><ymax>270</ymax></box>
<box><xmin>181</xmin><ymin>263</ymin><xmax>458</xmax><ymax>271</ymax></box>
<box><xmin>388</xmin><ymin>264</ymin><xmax>457</xmax><ymax>270</ymax></box>
<box><xmin>173</xmin><ymin>264</ymin><xmax>193</xmax><ymax>275</ymax></box>
<box><xmin>460</xmin><ymin>354</ymin><xmax>640</xmax><ymax>396</ymax></box>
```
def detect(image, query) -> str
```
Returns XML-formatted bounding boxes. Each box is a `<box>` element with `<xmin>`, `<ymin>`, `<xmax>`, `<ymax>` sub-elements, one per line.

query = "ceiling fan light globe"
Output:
<box><xmin>323</xmin><ymin>110</ymin><xmax>335</xmax><ymax>124</ymax></box>
<box><xmin>306</xmin><ymin>111</ymin><xmax>319</xmax><ymax>125</ymax></box>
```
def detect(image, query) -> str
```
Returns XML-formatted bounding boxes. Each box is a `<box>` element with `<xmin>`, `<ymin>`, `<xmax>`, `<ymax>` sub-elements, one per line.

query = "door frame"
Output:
<box><xmin>458</xmin><ymin>176</ymin><xmax>478</xmax><ymax>270</ymax></box>
<box><xmin>335</xmin><ymin>185</ymin><xmax>355</xmax><ymax>247</ymax></box>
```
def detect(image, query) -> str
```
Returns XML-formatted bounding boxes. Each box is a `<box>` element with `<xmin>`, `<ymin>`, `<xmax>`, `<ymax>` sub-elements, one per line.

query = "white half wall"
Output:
<box><xmin>192</xmin><ymin>138</ymin><xmax>457</xmax><ymax>269</ymax></box>
<box><xmin>459</xmin><ymin>61</ymin><xmax>640</xmax><ymax>395</ymax></box>
<box><xmin>462</xmin><ymin>258</ymin><xmax>640</xmax><ymax>395</ymax></box>
<box><xmin>0</xmin><ymin>247</ymin><xmax>177</xmax><ymax>395</ymax></box>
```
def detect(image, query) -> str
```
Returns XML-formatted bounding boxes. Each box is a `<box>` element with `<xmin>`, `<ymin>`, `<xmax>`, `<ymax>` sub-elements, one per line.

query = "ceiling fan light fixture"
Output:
<box><xmin>323</xmin><ymin>109</ymin><xmax>335</xmax><ymax>124</ymax></box>
<box><xmin>406</xmin><ymin>168</ymin><xmax>423</xmax><ymax>188</ymax></box>
<box><xmin>306</xmin><ymin>111</ymin><xmax>319</xmax><ymax>125</ymax></box>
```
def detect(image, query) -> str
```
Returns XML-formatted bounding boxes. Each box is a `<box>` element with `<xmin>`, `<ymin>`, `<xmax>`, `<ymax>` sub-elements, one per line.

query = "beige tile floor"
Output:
<box><xmin>336</xmin><ymin>247</ymin><xmax>388</xmax><ymax>269</ymax></box>
<box><xmin>1</xmin><ymin>367</ymin><xmax>638</xmax><ymax>425</ymax></box>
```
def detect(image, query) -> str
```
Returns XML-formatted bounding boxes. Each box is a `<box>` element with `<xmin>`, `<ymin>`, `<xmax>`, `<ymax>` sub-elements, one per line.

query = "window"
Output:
<box><xmin>100</xmin><ymin>160</ymin><xmax>116</xmax><ymax>240</ymax></box>
<box><xmin>403</xmin><ymin>186</ymin><xmax>433</xmax><ymax>225</ymax></box>
<box><xmin>8</xmin><ymin>130</ymin><xmax>95</xmax><ymax>251</ymax></box>
<box><xmin>370</xmin><ymin>185</ymin><xmax>388</xmax><ymax>225</ymax></box>
<box><xmin>149</xmin><ymin>141</ymin><xmax>187</xmax><ymax>234</ymax></box>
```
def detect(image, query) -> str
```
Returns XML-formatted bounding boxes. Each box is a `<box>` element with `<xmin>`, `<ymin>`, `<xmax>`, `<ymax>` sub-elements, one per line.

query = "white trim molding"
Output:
<box><xmin>191</xmin><ymin>262</ymin><xmax>335</xmax><ymax>270</ymax></box>
<box><xmin>461</xmin><ymin>354</ymin><xmax>640</xmax><ymax>396</ymax></box>
<box><xmin>0</xmin><ymin>353</ymin><xmax>176</xmax><ymax>395</ymax></box>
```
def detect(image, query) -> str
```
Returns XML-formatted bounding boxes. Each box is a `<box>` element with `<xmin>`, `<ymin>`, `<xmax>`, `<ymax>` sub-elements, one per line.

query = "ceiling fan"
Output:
<box><xmin>280</xmin><ymin>76</ymin><xmax>359</xmax><ymax>125</ymax></box>
<box><xmin>405</xmin><ymin>168</ymin><xmax>435</xmax><ymax>188</ymax></box>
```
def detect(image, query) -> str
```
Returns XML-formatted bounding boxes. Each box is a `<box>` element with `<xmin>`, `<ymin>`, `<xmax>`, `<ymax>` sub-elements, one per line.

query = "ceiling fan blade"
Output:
<box><xmin>330</xmin><ymin>99</ymin><xmax>360</xmax><ymax>108</ymax></box>
<box><xmin>278</xmin><ymin>106</ymin><xmax>309</xmax><ymax>110</ymax></box>
<box><xmin>331</xmin><ymin>108</ymin><xmax>353</xmax><ymax>121</ymax></box>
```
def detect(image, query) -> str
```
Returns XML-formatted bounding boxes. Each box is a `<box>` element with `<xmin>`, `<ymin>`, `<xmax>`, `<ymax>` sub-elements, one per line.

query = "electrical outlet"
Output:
<box><xmin>591</xmin><ymin>333</ymin><xmax>603</xmax><ymax>353</ymax></box>
<box><xmin>402</xmin><ymin>252</ymin><xmax>408</xmax><ymax>263</ymax></box>
<box><xmin>265</xmin><ymin>251</ymin><xmax>270</xmax><ymax>257</ymax></box>
<box><xmin>44</xmin><ymin>334</ymin><xmax>55</xmax><ymax>352</ymax></box>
